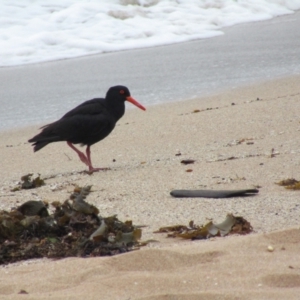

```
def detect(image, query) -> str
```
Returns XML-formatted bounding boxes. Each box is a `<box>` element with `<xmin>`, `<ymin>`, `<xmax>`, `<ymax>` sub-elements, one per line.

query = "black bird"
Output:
<box><xmin>28</xmin><ymin>85</ymin><xmax>146</xmax><ymax>172</ymax></box>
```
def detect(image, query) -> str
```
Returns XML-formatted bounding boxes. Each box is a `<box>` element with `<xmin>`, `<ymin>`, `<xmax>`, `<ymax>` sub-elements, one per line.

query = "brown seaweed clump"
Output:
<box><xmin>0</xmin><ymin>186</ymin><xmax>141</xmax><ymax>265</ymax></box>
<box><xmin>11</xmin><ymin>173</ymin><xmax>45</xmax><ymax>191</ymax></box>
<box><xmin>154</xmin><ymin>214</ymin><xmax>253</xmax><ymax>239</ymax></box>
<box><xmin>276</xmin><ymin>178</ymin><xmax>300</xmax><ymax>190</ymax></box>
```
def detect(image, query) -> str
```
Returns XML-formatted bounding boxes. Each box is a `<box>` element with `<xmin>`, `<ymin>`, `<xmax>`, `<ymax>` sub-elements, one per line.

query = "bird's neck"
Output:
<box><xmin>107</xmin><ymin>101</ymin><xmax>125</xmax><ymax>121</ymax></box>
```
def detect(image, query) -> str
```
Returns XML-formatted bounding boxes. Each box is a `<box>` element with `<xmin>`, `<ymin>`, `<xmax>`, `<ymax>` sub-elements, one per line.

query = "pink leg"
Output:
<box><xmin>86</xmin><ymin>145</ymin><xmax>110</xmax><ymax>172</ymax></box>
<box><xmin>67</xmin><ymin>142</ymin><xmax>90</xmax><ymax>166</ymax></box>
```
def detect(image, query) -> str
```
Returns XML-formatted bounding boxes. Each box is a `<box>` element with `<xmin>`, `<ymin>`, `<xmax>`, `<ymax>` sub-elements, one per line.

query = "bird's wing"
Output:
<box><xmin>49</xmin><ymin>112</ymin><xmax>115</xmax><ymax>145</ymax></box>
<box><xmin>61</xmin><ymin>98</ymin><xmax>105</xmax><ymax>119</ymax></box>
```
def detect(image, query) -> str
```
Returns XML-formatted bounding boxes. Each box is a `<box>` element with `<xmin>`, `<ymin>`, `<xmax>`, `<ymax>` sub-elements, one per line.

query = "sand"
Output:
<box><xmin>0</xmin><ymin>75</ymin><xmax>300</xmax><ymax>299</ymax></box>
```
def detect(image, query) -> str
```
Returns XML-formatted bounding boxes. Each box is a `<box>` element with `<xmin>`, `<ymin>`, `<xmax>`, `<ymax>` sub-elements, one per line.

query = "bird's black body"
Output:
<box><xmin>29</xmin><ymin>86</ymin><xmax>127</xmax><ymax>151</ymax></box>
<box><xmin>28</xmin><ymin>85</ymin><xmax>145</xmax><ymax>172</ymax></box>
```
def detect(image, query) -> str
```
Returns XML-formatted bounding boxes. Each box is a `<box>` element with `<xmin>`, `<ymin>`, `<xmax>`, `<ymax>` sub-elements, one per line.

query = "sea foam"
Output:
<box><xmin>1</xmin><ymin>0</ymin><xmax>299</xmax><ymax>67</ymax></box>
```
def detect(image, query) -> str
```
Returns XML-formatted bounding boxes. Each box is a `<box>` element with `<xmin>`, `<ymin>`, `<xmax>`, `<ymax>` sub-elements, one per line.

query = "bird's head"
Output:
<box><xmin>107</xmin><ymin>86</ymin><xmax>146</xmax><ymax>111</ymax></box>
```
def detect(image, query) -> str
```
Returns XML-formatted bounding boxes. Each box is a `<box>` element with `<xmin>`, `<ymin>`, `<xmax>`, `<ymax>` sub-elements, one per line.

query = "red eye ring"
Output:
<box><xmin>120</xmin><ymin>90</ymin><xmax>125</xmax><ymax>94</ymax></box>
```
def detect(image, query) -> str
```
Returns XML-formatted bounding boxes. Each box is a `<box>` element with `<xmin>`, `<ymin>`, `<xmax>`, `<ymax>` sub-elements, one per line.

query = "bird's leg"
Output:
<box><xmin>86</xmin><ymin>145</ymin><xmax>110</xmax><ymax>172</ymax></box>
<box><xmin>67</xmin><ymin>142</ymin><xmax>90</xmax><ymax>166</ymax></box>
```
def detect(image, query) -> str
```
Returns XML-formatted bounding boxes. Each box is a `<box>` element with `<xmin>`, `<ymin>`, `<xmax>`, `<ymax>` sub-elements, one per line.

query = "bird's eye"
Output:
<box><xmin>120</xmin><ymin>90</ymin><xmax>125</xmax><ymax>94</ymax></box>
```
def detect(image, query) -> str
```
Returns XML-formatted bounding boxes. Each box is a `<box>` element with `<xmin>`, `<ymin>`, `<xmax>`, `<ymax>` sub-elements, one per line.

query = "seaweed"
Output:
<box><xmin>154</xmin><ymin>214</ymin><xmax>252</xmax><ymax>239</ymax></box>
<box><xmin>11</xmin><ymin>173</ymin><xmax>45</xmax><ymax>191</ymax></box>
<box><xmin>276</xmin><ymin>178</ymin><xmax>300</xmax><ymax>190</ymax></box>
<box><xmin>0</xmin><ymin>186</ymin><xmax>142</xmax><ymax>265</ymax></box>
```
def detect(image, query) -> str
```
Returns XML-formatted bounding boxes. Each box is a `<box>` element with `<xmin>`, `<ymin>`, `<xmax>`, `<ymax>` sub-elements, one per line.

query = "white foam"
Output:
<box><xmin>0</xmin><ymin>0</ymin><xmax>299</xmax><ymax>67</ymax></box>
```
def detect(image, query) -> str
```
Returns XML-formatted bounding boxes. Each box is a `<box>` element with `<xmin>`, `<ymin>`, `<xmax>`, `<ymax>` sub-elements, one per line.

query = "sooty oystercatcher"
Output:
<box><xmin>28</xmin><ymin>85</ymin><xmax>146</xmax><ymax>172</ymax></box>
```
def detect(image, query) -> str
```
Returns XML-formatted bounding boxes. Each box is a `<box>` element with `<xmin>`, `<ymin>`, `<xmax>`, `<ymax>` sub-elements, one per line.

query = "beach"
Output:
<box><xmin>1</xmin><ymin>4</ymin><xmax>300</xmax><ymax>298</ymax></box>
<box><xmin>0</xmin><ymin>74</ymin><xmax>300</xmax><ymax>299</ymax></box>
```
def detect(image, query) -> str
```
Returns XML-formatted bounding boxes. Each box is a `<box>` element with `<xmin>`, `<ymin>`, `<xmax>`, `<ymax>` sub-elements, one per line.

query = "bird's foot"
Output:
<box><xmin>87</xmin><ymin>167</ymin><xmax>111</xmax><ymax>174</ymax></box>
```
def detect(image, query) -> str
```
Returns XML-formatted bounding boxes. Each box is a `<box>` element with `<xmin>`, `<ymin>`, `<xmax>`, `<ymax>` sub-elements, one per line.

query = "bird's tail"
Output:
<box><xmin>28</xmin><ymin>125</ymin><xmax>61</xmax><ymax>152</ymax></box>
<box><xmin>28</xmin><ymin>139</ymin><xmax>51</xmax><ymax>152</ymax></box>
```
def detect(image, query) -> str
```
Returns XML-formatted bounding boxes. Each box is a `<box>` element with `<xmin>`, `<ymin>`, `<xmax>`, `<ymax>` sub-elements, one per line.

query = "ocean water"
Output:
<box><xmin>0</xmin><ymin>1</ymin><xmax>300</xmax><ymax>131</ymax></box>
<box><xmin>1</xmin><ymin>0</ymin><xmax>300</xmax><ymax>67</ymax></box>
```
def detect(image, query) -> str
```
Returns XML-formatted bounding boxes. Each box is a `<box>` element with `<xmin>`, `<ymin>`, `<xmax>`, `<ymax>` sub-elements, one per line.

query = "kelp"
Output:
<box><xmin>276</xmin><ymin>178</ymin><xmax>300</xmax><ymax>190</ymax></box>
<box><xmin>154</xmin><ymin>214</ymin><xmax>252</xmax><ymax>239</ymax></box>
<box><xmin>0</xmin><ymin>186</ymin><xmax>142</xmax><ymax>265</ymax></box>
<box><xmin>11</xmin><ymin>173</ymin><xmax>45</xmax><ymax>191</ymax></box>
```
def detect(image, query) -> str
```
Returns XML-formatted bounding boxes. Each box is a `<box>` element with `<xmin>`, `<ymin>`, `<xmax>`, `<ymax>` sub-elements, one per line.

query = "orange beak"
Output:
<box><xmin>126</xmin><ymin>96</ymin><xmax>146</xmax><ymax>111</ymax></box>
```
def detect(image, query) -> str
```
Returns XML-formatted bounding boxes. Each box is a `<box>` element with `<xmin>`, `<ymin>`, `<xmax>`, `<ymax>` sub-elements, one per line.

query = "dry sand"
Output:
<box><xmin>0</xmin><ymin>75</ymin><xmax>300</xmax><ymax>299</ymax></box>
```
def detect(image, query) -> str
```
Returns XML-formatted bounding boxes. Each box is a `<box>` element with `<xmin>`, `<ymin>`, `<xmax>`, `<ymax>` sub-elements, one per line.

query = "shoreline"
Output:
<box><xmin>1</xmin><ymin>10</ymin><xmax>300</xmax><ymax>132</ymax></box>
<box><xmin>1</xmin><ymin>72</ymin><xmax>299</xmax><ymax>134</ymax></box>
